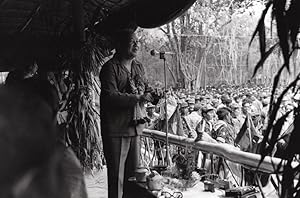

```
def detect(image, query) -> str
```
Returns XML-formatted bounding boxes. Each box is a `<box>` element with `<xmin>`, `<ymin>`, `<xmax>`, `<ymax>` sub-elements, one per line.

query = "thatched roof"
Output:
<box><xmin>0</xmin><ymin>0</ymin><xmax>196</xmax><ymax>71</ymax></box>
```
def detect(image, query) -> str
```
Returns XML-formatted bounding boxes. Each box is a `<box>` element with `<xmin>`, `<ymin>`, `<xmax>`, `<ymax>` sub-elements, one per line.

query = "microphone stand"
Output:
<box><xmin>159</xmin><ymin>52</ymin><xmax>169</xmax><ymax>167</ymax></box>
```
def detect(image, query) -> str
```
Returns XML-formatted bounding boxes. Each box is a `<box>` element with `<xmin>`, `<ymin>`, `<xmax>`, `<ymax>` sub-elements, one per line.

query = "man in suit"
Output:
<box><xmin>100</xmin><ymin>29</ymin><xmax>153</xmax><ymax>198</ymax></box>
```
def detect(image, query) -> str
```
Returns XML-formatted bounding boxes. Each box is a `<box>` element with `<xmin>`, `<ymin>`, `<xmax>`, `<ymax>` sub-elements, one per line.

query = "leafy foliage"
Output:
<box><xmin>48</xmin><ymin>32</ymin><xmax>111</xmax><ymax>170</ymax></box>
<box><xmin>64</xmin><ymin>36</ymin><xmax>110</xmax><ymax>170</ymax></box>
<box><xmin>249</xmin><ymin>0</ymin><xmax>300</xmax><ymax>197</ymax></box>
<box><xmin>139</xmin><ymin>0</ymin><xmax>273</xmax><ymax>89</ymax></box>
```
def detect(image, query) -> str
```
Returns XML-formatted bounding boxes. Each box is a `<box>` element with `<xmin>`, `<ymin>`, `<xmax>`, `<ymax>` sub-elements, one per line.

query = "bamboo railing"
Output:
<box><xmin>142</xmin><ymin>129</ymin><xmax>296</xmax><ymax>174</ymax></box>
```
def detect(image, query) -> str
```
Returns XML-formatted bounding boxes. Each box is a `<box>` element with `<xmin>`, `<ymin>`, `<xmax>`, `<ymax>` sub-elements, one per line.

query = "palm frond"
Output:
<box><xmin>252</xmin><ymin>43</ymin><xmax>279</xmax><ymax>77</ymax></box>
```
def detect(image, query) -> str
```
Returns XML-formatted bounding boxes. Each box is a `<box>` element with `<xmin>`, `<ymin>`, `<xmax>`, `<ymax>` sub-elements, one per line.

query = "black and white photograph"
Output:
<box><xmin>0</xmin><ymin>0</ymin><xmax>299</xmax><ymax>197</ymax></box>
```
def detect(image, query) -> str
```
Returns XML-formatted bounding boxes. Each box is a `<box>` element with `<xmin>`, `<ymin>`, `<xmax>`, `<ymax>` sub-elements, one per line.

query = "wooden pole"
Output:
<box><xmin>204</xmin><ymin>56</ymin><xmax>206</xmax><ymax>90</ymax></box>
<box><xmin>142</xmin><ymin>129</ymin><xmax>298</xmax><ymax>174</ymax></box>
<box><xmin>163</xmin><ymin>56</ymin><xmax>169</xmax><ymax>166</ymax></box>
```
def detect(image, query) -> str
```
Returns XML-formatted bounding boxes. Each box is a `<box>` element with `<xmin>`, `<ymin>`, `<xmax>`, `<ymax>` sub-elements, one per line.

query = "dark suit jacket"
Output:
<box><xmin>100</xmin><ymin>56</ymin><xmax>146</xmax><ymax>137</ymax></box>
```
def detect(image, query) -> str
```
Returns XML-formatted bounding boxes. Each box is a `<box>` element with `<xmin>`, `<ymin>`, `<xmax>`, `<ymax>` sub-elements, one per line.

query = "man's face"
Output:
<box><xmin>147</xmin><ymin>107</ymin><xmax>155</xmax><ymax>115</ymax></box>
<box><xmin>205</xmin><ymin>110</ymin><xmax>215</xmax><ymax>121</ymax></box>
<box><xmin>181</xmin><ymin>107</ymin><xmax>188</xmax><ymax>115</ymax></box>
<box><xmin>188</xmin><ymin>104</ymin><xmax>194</xmax><ymax>112</ymax></box>
<box><xmin>242</xmin><ymin>103</ymin><xmax>251</xmax><ymax>114</ymax></box>
<box><xmin>124</xmin><ymin>33</ymin><xmax>139</xmax><ymax>59</ymax></box>
<box><xmin>252</xmin><ymin>114</ymin><xmax>261</xmax><ymax>127</ymax></box>
<box><xmin>232</xmin><ymin>107</ymin><xmax>241</xmax><ymax>118</ymax></box>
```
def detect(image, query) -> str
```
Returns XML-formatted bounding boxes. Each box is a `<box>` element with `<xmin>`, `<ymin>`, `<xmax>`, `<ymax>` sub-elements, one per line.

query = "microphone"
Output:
<box><xmin>150</xmin><ymin>49</ymin><xmax>175</xmax><ymax>56</ymax></box>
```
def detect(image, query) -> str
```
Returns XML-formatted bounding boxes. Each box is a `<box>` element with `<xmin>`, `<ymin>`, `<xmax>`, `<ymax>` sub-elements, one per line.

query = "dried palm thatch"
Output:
<box><xmin>0</xmin><ymin>0</ymin><xmax>132</xmax><ymax>70</ymax></box>
<box><xmin>0</xmin><ymin>0</ymin><xmax>197</xmax><ymax>71</ymax></box>
<box><xmin>62</xmin><ymin>35</ymin><xmax>111</xmax><ymax>170</ymax></box>
<box><xmin>249</xmin><ymin>0</ymin><xmax>300</xmax><ymax>197</ymax></box>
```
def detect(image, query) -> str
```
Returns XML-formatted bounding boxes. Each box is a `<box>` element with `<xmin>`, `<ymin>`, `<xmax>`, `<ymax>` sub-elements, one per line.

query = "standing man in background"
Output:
<box><xmin>100</xmin><ymin>29</ymin><xmax>153</xmax><ymax>198</ymax></box>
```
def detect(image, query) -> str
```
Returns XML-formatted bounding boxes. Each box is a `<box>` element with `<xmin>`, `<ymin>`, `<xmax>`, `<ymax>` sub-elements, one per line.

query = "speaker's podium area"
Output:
<box><xmin>125</xmin><ymin>173</ymin><xmax>264</xmax><ymax>198</ymax></box>
<box><xmin>125</xmin><ymin>129</ymin><xmax>279</xmax><ymax>198</ymax></box>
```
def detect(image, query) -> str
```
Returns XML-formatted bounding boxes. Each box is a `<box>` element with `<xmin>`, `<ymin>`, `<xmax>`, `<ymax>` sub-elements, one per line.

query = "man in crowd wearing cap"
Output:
<box><xmin>195</xmin><ymin>105</ymin><xmax>216</xmax><ymax>140</ymax></box>
<box><xmin>251</xmin><ymin>94</ymin><xmax>263</xmax><ymax>115</ymax></box>
<box><xmin>187</xmin><ymin>97</ymin><xmax>195</xmax><ymax>113</ymax></box>
<box><xmin>146</xmin><ymin>103</ymin><xmax>159</xmax><ymax>129</ymax></box>
<box><xmin>178</xmin><ymin>101</ymin><xmax>196</xmax><ymax>138</ymax></box>
<box><xmin>180</xmin><ymin>101</ymin><xmax>189</xmax><ymax>117</ymax></box>
<box><xmin>229</xmin><ymin>102</ymin><xmax>244</xmax><ymax>133</ymax></box>
<box><xmin>242</xmin><ymin>97</ymin><xmax>253</xmax><ymax>116</ymax></box>
<box><xmin>213</xmin><ymin>107</ymin><xmax>236</xmax><ymax>145</ymax></box>
<box><xmin>195</xmin><ymin>95</ymin><xmax>202</xmax><ymax>106</ymax></box>
<box><xmin>194</xmin><ymin>105</ymin><xmax>217</xmax><ymax>169</ymax></box>
<box><xmin>100</xmin><ymin>29</ymin><xmax>154</xmax><ymax>198</ymax></box>
<box><xmin>249</xmin><ymin>105</ymin><xmax>264</xmax><ymax>137</ymax></box>
<box><xmin>275</xmin><ymin>95</ymin><xmax>294</xmax><ymax>159</ymax></box>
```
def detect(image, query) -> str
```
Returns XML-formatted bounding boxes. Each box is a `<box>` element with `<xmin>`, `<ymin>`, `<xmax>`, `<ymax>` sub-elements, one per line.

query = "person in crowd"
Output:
<box><xmin>211</xmin><ymin>98</ymin><xmax>220</xmax><ymax>109</ymax></box>
<box><xmin>259</xmin><ymin>92</ymin><xmax>268</xmax><ymax>102</ymax></box>
<box><xmin>180</xmin><ymin>101</ymin><xmax>189</xmax><ymax>117</ymax></box>
<box><xmin>195</xmin><ymin>95</ymin><xmax>202</xmax><ymax>105</ymax></box>
<box><xmin>213</xmin><ymin>107</ymin><xmax>236</xmax><ymax>145</ymax></box>
<box><xmin>195</xmin><ymin>105</ymin><xmax>216</xmax><ymax>140</ymax></box>
<box><xmin>275</xmin><ymin>98</ymin><xmax>294</xmax><ymax>159</ymax></box>
<box><xmin>146</xmin><ymin>103</ymin><xmax>159</xmax><ymax>129</ymax></box>
<box><xmin>187</xmin><ymin>98</ymin><xmax>195</xmax><ymax>113</ymax></box>
<box><xmin>194</xmin><ymin>105</ymin><xmax>217</xmax><ymax>169</ymax></box>
<box><xmin>261</xmin><ymin>96</ymin><xmax>270</xmax><ymax>115</ymax></box>
<box><xmin>219</xmin><ymin>94</ymin><xmax>232</xmax><ymax>109</ymax></box>
<box><xmin>100</xmin><ymin>29</ymin><xmax>155</xmax><ymax>198</ymax></box>
<box><xmin>178</xmin><ymin>101</ymin><xmax>195</xmax><ymax>138</ymax></box>
<box><xmin>234</xmin><ymin>95</ymin><xmax>243</xmax><ymax>107</ymax></box>
<box><xmin>242</xmin><ymin>97</ymin><xmax>253</xmax><ymax>116</ymax></box>
<box><xmin>204</xmin><ymin>94</ymin><xmax>212</xmax><ymax>105</ymax></box>
<box><xmin>185</xmin><ymin>104</ymin><xmax>202</xmax><ymax>131</ymax></box>
<box><xmin>250</xmin><ymin>94</ymin><xmax>263</xmax><ymax>114</ymax></box>
<box><xmin>249</xmin><ymin>105</ymin><xmax>263</xmax><ymax>133</ymax></box>
<box><xmin>229</xmin><ymin>102</ymin><xmax>244</xmax><ymax>133</ymax></box>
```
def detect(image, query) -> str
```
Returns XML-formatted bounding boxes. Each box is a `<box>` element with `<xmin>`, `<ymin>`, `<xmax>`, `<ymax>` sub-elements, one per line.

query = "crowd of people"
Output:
<box><xmin>144</xmin><ymin>83</ymin><xmax>299</xmax><ymax>178</ymax></box>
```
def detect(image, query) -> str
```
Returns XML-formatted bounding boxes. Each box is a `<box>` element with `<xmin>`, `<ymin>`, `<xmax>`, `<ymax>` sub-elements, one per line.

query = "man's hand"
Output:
<box><xmin>140</xmin><ymin>93</ymin><xmax>154</xmax><ymax>103</ymax></box>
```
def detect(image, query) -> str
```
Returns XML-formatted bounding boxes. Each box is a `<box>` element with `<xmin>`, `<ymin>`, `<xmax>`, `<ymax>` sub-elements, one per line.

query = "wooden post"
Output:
<box><xmin>204</xmin><ymin>56</ymin><xmax>207</xmax><ymax>90</ymax></box>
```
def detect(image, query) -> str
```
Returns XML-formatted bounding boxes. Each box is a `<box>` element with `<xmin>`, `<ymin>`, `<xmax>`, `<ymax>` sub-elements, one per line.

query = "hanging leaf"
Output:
<box><xmin>248</xmin><ymin>1</ymin><xmax>272</xmax><ymax>48</ymax></box>
<box><xmin>274</xmin><ymin>0</ymin><xmax>290</xmax><ymax>72</ymax></box>
<box><xmin>286</xmin><ymin>0</ymin><xmax>300</xmax><ymax>47</ymax></box>
<box><xmin>258</xmin><ymin>21</ymin><xmax>266</xmax><ymax>57</ymax></box>
<box><xmin>252</xmin><ymin>43</ymin><xmax>279</xmax><ymax>77</ymax></box>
